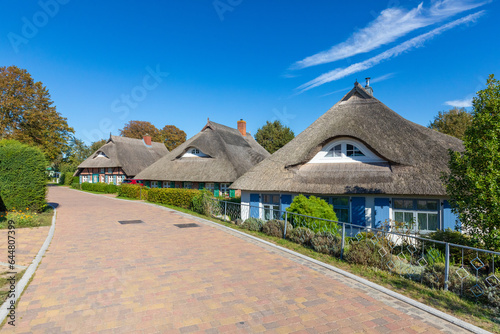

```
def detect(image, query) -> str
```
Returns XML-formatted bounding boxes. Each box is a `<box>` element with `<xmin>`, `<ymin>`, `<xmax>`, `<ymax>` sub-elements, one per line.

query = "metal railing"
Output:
<box><xmin>209</xmin><ymin>199</ymin><xmax>500</xmax><ymax>304</ymax></box>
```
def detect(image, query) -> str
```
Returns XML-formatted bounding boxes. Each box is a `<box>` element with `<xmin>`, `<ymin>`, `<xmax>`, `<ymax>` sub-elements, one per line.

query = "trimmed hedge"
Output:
<box><xmin>0</xmin><ymin>140</ymin><xmax>47</xmax><ymax>212</ymax></box>
<box><xmin>80</xmin><ymin>182</ymin><xmax>118</xmax><ymax>194</ymax></box>
<box><xmin>118</xmin><ymin>184</ymin><xmax>149</xmax><ymax>200</ymax></box>
<box><xmin>148</xmin><ymin>188</ymin><xmax>199</xmax><ymax>209</ymax></box>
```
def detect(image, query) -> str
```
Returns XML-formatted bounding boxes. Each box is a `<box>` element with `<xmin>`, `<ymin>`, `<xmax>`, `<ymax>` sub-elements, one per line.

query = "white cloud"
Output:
<box><xmin>297</xmin><ymin>11</ymin><xmax>484</xmax><ymax>93</ymax></box>
<box><xmin>291</xmin><ymin>0</ymin><xmax>487</xmax><ymax>70</ymax></box>
<box><xmin>445</xmin><ymin>97</ymin><xmax>473</xmax><ymax>107</ymax></box>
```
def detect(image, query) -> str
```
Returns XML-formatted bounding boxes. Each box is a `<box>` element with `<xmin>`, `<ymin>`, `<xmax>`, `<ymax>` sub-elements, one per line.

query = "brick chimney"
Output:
<box><xmin>143</xmin><ymin>134</ymin><xmax>152</xmax><ymax>146</ymax></box>
<box><xmin>237</xmin><ymin>119</ymin><xmax>246</xmax><ymax>136</ymax></box>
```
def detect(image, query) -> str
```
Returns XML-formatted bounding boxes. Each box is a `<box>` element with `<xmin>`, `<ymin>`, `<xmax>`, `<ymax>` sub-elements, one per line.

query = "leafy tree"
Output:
<box><xmin>444</xmin><ymin>74</ymin><xmax>500</xmax><ymax>251</ymax></box>
<box><xmin>428</xmin><ymin>107</ymin><xmax>473</xmax><ymax>140</ymax></box>
<box><xmin>255</xmin><ymin>120</ymin><xmax>295</xmax><ymax>154</ymax></box>
<box><xmin>0</xmin><ymin>66</ymin><xmax>74</xmax><ymax>161</ymax></box>
<box><xmin>120</xmin><ymin>120</ymin><xmax>162</xmax><ymax>142</ymax></box>
<box><xmin>89</xmin><ymin>139</ymin><xmax>106</xmax><ymax>153</ymax></box>
<box><xmin>161</xmin><ymin>125</ymin><xmax>186</xmax><ymax>151</ymax></box>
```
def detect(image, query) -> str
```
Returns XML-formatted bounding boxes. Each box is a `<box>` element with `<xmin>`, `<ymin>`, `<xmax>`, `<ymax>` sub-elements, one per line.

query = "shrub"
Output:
<box><xmin>118</xmin><ymin>184</ymin><xmax>148</xmax><ymax>200</ymax></box>
<box><xmin>311</xmin><ymin>231</ymin><xmax>342</xmax><ymax>257</ymax></box>
<box><xmin>63</xmin><ymin>172</ymin><xmax>74</xmax><ymax>186</ymax></box>
<box><xmin>262</xmin><ymin>219</ymin><xmax>293</xmax><ymax>238</ymax></box>
<box><xmin>192</xmin><ymin>190</ymin><xmax>215</xmax><ymax>216</ymax></box>
<box><xmin>289</xmin><ymin>227</ymin><xmax>315</xmax><ymax>246</ymax></box>
<box><xmin>241</xmin><ymin>217</ymin><xmax>264</xmax><ymax>232</ymax></box>
<box><xmin>148</xmin><ymin>188</ymin><xmax>199</xmax><ymax>209</ymax></box>
<box><xmin>71</xmin><ymin>182</ymin><xmax>80</xmax><ymax>190</ymax></box>
<box><xmin>344</xmin><ymin>239</ymin><xmax>386</xmax><ymax>268</ymax></box>
<box><xmin>425</xmin><ymin>228</ymin><xmax>475</xmax><ymax>264</ymax></box>
<box><xmin>234</xmin><ymin>218</ymin><xmax>243</xmax><ymax>226</ymax></box>
<box><xmin>105</xmin><ymin>184</ymin><xmax>117</xmax><ymax>193</ymax></box>
<box><xmin>81</xmin><ymin>182</ymin><xmax>107</xmax><ymax>193</ymax></box>
<box><xmin>286</xmin><ymin>195</ymin><xmax>339</xmax><ymax>233</ymax></box>
<box><xmin>0</xmin><ymin>140</ymin><xmax>47</xmax><ymax>212</ymax></box>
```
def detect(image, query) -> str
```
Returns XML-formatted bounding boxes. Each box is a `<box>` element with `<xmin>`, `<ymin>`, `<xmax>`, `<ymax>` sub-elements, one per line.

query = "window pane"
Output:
<box><xmin>427</xmin><ymin>213</ymin><xmax>438</xmax><ymax>230</ymax></box>
<box><xmin>394</xmin><ymin>199</ymin><xmax>413</xmax><ymax>210</ymax></box>
<box><xmin>332</xmin><ymin>197</ymin><xmax>349</xmax><ymax>207</ymax></box>
<box><xmin>352</xmin><ymin>147</ymin><xmax>365</xmax><ymax>156</ymax></box>
<box><xmin>272</xmin><ymin>195</ymin><xmax>280</xmax><ymax>204</ymax></box>
<box><xmin>394</xmin><ymin>211</ymin><xmax>404</xmax><ymax>222</ymax></box>
<box><xmin>418</xmin><ymin>213</ymin><xmax>427</xmax><ymax>230</ymax></box>
<box><xmin>404</xmin><ymin>212</ymin><xmax>415</xmax><ymax>229</ymax></box>
<box><xmin>263</xmin><ymin>195</ymin><xmax>269</xmax><ymax>203</ymax></box>
<box><xmin>334</xmin><ymin>208</ymin><xmax>348</xmax><ymax>222</ymax></box>
<box><xmin>417</xmin><ymin>200</ymin><xmax>438</xmax><ymax>211</ymax></box>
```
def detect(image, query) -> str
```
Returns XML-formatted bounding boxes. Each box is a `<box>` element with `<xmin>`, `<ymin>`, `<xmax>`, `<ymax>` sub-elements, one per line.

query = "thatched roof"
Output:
<box><xmin>76</xmin><ymin>135</ymin><xmax>169</xmax><ymax>177</ymax></box>
<box><xmin>134</xmin><ymin>121</ymin><xmax>270</xmax><ymax>183</ymax></box>
<box><xmin>231</xmin><ymin>83</ymin><xmax>464</xmax><ymax>196</ymax></box>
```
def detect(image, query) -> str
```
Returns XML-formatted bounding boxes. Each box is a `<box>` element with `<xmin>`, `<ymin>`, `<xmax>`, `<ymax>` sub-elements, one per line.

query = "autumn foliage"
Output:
<box><xmin>120</xmin><ymin>120</ymin><xmax>186</xmax><ymax>150</ymax></box>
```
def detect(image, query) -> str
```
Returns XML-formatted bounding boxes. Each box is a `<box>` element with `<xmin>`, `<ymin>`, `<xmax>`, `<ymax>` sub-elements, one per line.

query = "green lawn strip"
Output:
<box><xmin>0</xmin><ymin>270</ymin><xmax>26</xmax><ymax>304</ymax></box>
<box><xmin>0</xmin><ymin>206</ymin><xmax>53</xmax><ymax>229</ymax></box>
<box><xmin>144</xmin><ymin>199</ymin><xmax>499</xmax><ymax>332</ymax></box>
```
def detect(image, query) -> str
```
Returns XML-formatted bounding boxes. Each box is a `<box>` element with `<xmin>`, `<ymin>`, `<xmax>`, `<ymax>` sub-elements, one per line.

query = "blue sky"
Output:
<box><xmin>1</xmin><ymin>0</ymin><xmax>499</xmax><ymax>144</ymax></box>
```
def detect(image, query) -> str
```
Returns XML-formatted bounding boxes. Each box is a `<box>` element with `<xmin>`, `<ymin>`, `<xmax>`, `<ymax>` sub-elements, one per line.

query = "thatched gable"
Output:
<box><xmin>231</xmin><ymin>83</ymin><xmax>464</xmax><ymax>196</ymax></box>
<box><xmin>134</xmin><ymin>121</ymin><xmax>270</xmax><ymax>183</ymax></box>
<box><xmin>76</xmin><ymin>135</ymin><xmax>169</xmax><ymax>177</ymax></box>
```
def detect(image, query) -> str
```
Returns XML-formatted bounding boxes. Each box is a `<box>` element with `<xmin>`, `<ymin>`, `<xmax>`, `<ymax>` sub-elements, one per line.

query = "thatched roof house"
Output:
<box><xmin>134</xmin><ymin>120</ymin><xmax>270</xmax><ymax>197</ymax></box>
<box><xmin>234</xmin><ymin>81</ymin><xmax>463</xmax><ymax>232</ymax></box>
<box><xmin>75</xmin><ymin>135</ymin><xmax>168</xmax><ymax>184</ymax></box>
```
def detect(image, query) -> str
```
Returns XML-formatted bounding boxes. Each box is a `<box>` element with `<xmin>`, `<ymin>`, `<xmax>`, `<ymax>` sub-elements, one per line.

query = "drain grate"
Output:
<box><xmin>174</xmin><ymin>223</ymin><xmax>200</xmax><ymax>228</ymax></box>
<box><xmin>118</xmin><ymin>220</ymin><xmax>145</xmax><ymax>225</ymax></box>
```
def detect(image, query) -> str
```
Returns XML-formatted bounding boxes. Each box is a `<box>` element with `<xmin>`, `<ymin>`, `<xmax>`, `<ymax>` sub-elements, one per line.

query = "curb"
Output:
<box><xmin>0</xmin><ymin>205</ymin><xmax>57</xmax><ymax>325</ymax></box>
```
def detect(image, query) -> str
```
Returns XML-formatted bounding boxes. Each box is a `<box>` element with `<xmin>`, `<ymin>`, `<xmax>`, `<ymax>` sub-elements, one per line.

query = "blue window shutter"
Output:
<box><xmin>443</xmin><ymin>200</ymin><xmax>459</xmax><ymax>230</ymax></box>
<box><xmin>281</xmin><ymin>195</ymin><xmax>292</xmax><ymax>212</ymax></box>
<box><xmin>351</xmin><ymin>197</ymin><xmax>366</xmax><ymax>226</ymax></box>
<box><xmin>250</xmin><ymin>193</ymin><xmax>260</xmax><ymax>218</ymax></box>
<box><xmin>214</xmin><ymin>183</ymin><xmax>220</xmax><ymax>197</ymax></box>
<box><xmin>170</xmin><ymin>181</ymin><xmax>175</xmax><ymax>188</ymax></box>
<box><xmin>198</xmin><ymin>183</ymin><xmax>205</xmax><ymax>190</ymax></box>
<box><xmin>374</xmin><ymin>198</ymin><xmax>390</xmax><ymax>228</ymax></box>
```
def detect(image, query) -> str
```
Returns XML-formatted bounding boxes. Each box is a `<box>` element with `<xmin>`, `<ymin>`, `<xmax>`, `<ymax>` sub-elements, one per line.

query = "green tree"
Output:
<box><xmin>89</xmin><ymin>139</ymin><xmax>106</xmax><ymax>153</ymax></box>
<box><xmin>255</xmin><ymin>120</ymin><xmax>295</xmax><ymax>154</ymax></box>
<box><xmin>444</xmin><ymin>74</ymin><xmax>500</xmax><ymax>251</ymax></box>
<box><xmin>120</xmin><ymin>120</ymin><xmax>162</xmax><ymax>142</ymax></box>
<box><xmin>0</xmin><ymin>66</ymin><xmax>74</xmax><ymax>161</ymax></box>
<box><xmin>161</xmin><ymin>125</ymin><xmax>186</xmax><ymax>151</ymax></box>
<box><xmin>428</xmin><ymin>107</ymin><xmax>473</xmax><ymax>140</ymax></box>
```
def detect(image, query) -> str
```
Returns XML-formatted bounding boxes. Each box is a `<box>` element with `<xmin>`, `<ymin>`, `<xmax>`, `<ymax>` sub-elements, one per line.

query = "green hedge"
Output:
<box><xmin>117</xmin><ymin>184</ymin><xmax>149</xmax><ymax>200</ymax></box>
<box><xmin>148</xmin><ymin>188</ymin><xmax>199</xmax><ymax>209</ymax></box>
<box><xmin>80</xmin><ymin>182</ymin><xmax>118</xmax><ymax>194</ymax></box>
<box><xmin>0</xmin><ymin>140</ymin><xmax>47</xmax><ymax>212</ymax></box>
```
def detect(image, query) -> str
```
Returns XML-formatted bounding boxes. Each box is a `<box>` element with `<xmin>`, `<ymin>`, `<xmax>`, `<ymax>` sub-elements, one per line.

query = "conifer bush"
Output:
<box><xmin>0</xmin><ymin>140</ymin><xmax>47</xmax><ymax>212</ymax></box>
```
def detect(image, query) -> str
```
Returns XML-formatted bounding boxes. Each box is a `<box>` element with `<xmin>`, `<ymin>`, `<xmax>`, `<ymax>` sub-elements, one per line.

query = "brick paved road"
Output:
<box><xmin>4</xmin><ymin>187</ymin><xmax>473</xmax><ymax>333</ymax></box>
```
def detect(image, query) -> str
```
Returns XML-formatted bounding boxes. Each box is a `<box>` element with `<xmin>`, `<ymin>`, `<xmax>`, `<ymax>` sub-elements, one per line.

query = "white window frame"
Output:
<box><xmin>184</xmin><ymin>182</ymin><xmax>192</xmax><ymax>189</ymax></box>
<box><xmin>82</xmin><ymin>175</ymin><xmax>89</xmax><ymax>183</ymax></box>
<box><xmin>309</xmin><ymin>138</ymin><xmax>385</xmax><ymax>164</ymax></box>
<box><xmin>392</xmin><ymin>199</ymin><xmax>439</xmax><ymax>232</ymax></box>
<box><xmin>117</xmin><ymin>175</ymin><xmax>125</xmax><ymax>185</ymax></box>
<box><xmin>262</xmin><ymin>194</ymin><xmax>280</xmax><ymax>221</ymax></box>
<box><xmin>151</xmin><ymin>181</ymin><xmax>159</xmax><ymax>188</ymax></box>
<box><xmin>205</xmin><ymin>183</ymin><xmax>214</xmax><ymax>192</ymax></box>
<box><xmin>220</xmin><ymin>183</ymin><xmax>229</xmax><ymax>195</ymax></box>
<box><xmin>162</xmin><ymin>181</ymin><xmax>170</xmax><ymax>188</ymax></box>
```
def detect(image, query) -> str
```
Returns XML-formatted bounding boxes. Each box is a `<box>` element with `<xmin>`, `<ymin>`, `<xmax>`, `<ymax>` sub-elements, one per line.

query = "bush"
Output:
<box><xmin>105</xmin><ymin>184</ymin><xmax>117</xmax><ymax>194</ymax></box>
<box><xmin>1</xmin><ymin>208</ymin><xmax>40</xmax><ymax>228</ymax></box>
<box><xmin>289</xmin><ymin>227</ymin><xmax>315</xmax><ymax>246</ymax></box>
<box><xmin>0</xmin><ymin>140</ymin><xmax>47</xmax><ymax>212</ymax></box>
<box><xmin>286</xmin><ymin>195</ymin><xmax>339</xmax><ymax>233</ymax></box>
<box><xmin>262</xmin><ymin>219</ymin><xmax>293</xmax><ymax>238</ymax></box>
<box><xmin>344</xmin><ymin>239</ymin><xmax>386</xmax><ymax>268</ymax></box>
<box><xmin>241</xmin><ymin>217</ymin><xmax>264</xmax><ymax>232</ymax></box>
<box><xmin>311</xmin><ymin>231</ymin><xmax>342</xmax><ymax>257</ymax></box>
<box><xmin>192</xmin><ymin>190</ymin><xmax>215</xmax><ymax>216</ymax></box>
<box><xmin>148</xmin><ymin>188</ymin><xmax>199</xmax><ymax>209</ymax></box>
<box><xmin>425</xmin><ymin>228</ymin><xmax>475</xmax><ymax>264</ymax></box>
<box><xmin>63</xmin><ymin>172</ymin><xmax>74</xmax><ymax>186</ymax></box>
<box><xmin>118</xmin><ymin>184</ymin><xmax>149</xmax><ymax>200</ymax></box>
<box><xmin>71</xmin><ymin>182</ymin><xmax>80</xmax><ymax>190</ymax></box>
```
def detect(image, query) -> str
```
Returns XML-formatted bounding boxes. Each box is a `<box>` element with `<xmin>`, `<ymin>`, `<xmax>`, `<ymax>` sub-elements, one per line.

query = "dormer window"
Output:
<box><xmin>309</xmin><ymin>138</ymin><xmax>384</xmax><ymax>164</ymax></box>
<box><xmin>182</xmin><ymin>147</ymin><xmax>209</xmax><ymax>158</ymax></box>
<box><xmin>95</xmin><ymin>151</ymin><xmax>108</xmax><ymax>159</ymax></box>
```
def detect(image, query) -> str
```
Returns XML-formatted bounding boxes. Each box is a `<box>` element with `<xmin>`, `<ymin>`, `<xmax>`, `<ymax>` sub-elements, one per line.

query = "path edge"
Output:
<box><xmin>0</xmin><ymin>204</ymin><xmax>57</xmax><ymax>325</ymax></box>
